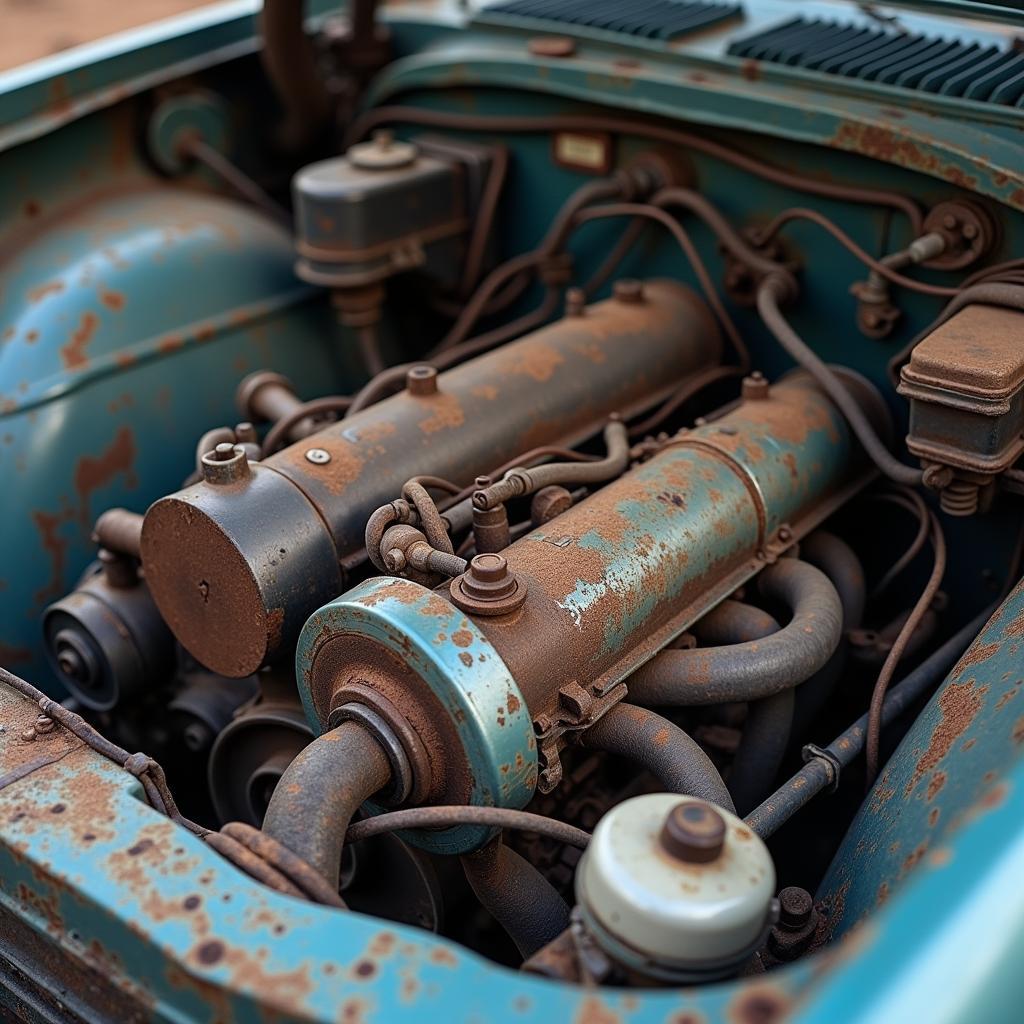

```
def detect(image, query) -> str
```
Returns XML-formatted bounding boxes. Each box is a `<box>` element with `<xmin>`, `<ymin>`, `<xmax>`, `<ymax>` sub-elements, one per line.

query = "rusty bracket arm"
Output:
<box><xmin>533</xmin><ymin>680</ymin><xmax>628</xmax><ymax>793</ymax></box>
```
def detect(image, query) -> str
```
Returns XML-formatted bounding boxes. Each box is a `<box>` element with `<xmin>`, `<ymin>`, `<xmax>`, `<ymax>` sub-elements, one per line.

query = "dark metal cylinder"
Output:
<box><xmin>141</xmin><ymin>280</ymin><xmax>722</xmax><ymax>677</ymax></box>
<box><xmin>42</xmin><ymin>566</ymin><xmax>175</xmax><ymax>711</ymax></box>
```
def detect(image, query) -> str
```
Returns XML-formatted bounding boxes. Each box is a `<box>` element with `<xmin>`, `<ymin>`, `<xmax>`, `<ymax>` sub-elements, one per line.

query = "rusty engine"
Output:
<box><xmin>2</xmin><ymin>0</ymin><xmax>1024</xmax><ymax>1017</ymax></box>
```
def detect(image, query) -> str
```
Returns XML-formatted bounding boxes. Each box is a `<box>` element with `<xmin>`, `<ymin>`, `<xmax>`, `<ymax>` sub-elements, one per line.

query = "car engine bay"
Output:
<box><xmin>1</xmin><ymin>0</ymin><xmax>1024</xmax><ymax>1019</ymax></box>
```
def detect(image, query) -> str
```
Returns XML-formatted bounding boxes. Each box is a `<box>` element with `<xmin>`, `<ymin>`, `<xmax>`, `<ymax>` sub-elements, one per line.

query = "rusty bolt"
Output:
<box><xmin>305</xmin><ymin>448</ymin><xmax>331</xmax><ymax>465</ymax></box>
<box><xmin>742</xmin><ymin>371</ymin><xmax>770</xmax><ymax>400</ymax></box>
<box><xmin>21</xmin><ymin>727</ymin><xmax>36</xmax><ymax>743</ymax></box>
<box><xmin>659</xmin><ymin>801</ymin><xmax>726</xmax><ymax>864</ymax></box>
<box><xmin>34</xmin><ymin>715</ymin><xmax>54</xmax><ymax>735</ymax></box>
<box><xmin>383</xmin><ymin>548</ymin><xmax>407</xmax><ymax>573</ymax></box>
<box><xmin>469</xmin><ymin>554</ymin><xmax>508</xmax><ymax>586</ymax></box>
<box><xmin>613</xmin><ymin>279</ymin><xmax>645</xmax><ymax>305</ymax></box>
<box><xmin>922</xmin><ymin>463</ymin><xmax>955</xmax><ymax>491</ymax></box>
<box><xmin>942</xmin><ymin>213</ymin><xmax>957</xmax><ymax>230</ymax></box>
<box><xmin>234</xmin><ymin>421</ymin><xmax>257</xmax><ymax>444</ymax></box>
<box><xmin>201</xmin><ymin>443</ymin><xmax>250</xmax><ymax>485</ymax></box>
<box><xmin>777</xmin><ymin>525</ymin><xmax>793</xmax><ymax>543</ymax></box>
<box><xmin>565</xmin><ymin>287</ymin><xmax>586</xmax><ymax>317</ymax></box>
<box><xmin>778</xmin><ymin>887</ymin><xmax>813</xmax><ymax>929</ymax></box>
<box><xmin>406</xmin><ymin>365</ymin><xmax>439</xmax><ymax>397</ymax></box>
<box><xmin>450</xmin><ymin>553</ymin><xmax>528</xmax><ymax>616</ymax></box>
<box><xmin>531</xmin><ymin>485</ymin><xmax>573</xmax><ymax>526</ymax></box>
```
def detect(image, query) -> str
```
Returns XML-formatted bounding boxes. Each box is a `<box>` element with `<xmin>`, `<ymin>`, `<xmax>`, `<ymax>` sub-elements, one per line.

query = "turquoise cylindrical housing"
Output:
<box><xmin>296</xmin><ymin>371</ymin><xmax>885</xmax><ymax>853</ymax></box>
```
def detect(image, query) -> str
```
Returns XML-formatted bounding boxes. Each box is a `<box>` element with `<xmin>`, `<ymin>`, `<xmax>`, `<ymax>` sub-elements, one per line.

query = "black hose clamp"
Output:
<box><xmin>801</xmin><ymin>743</ymin><xmax>842</xmax><ymax>793</ymax></box>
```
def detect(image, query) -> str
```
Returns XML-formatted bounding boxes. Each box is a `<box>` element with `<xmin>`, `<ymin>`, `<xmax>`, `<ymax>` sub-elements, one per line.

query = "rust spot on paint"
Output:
<box><xmin>61</xmin><ymin>312</ymin><xmax>99</xmax><ymax>369</ymax></box>
<box><xmin>901</xmin><ymin>841</ymin><xmax>929</xmax><ymax>878</ymax></box>
<box><xmin>573</xmin><ymin>997</ymin><xmax>620</xmax><ymax>1024</ymax></box>
<box><xmin>1013</xmin><ymin>715</ymin><xmax>1024</xmax><ymax>744</ymax></box>
<box><xmin>728</xmin><ymin>984</ymin><xmax>792</xmax><ymax>1023</ymax></box>
<box><xmin>32</xmin><ymin>507</ymin><xmax>73</xmax><ymax>607</ymax></box>
<box><xmin>195</xmin><ymin>940</ymin><xmax>225</xmax><ymax>965</ymax></box>
<box><xmin>0</xmin><ymin>643</ymin><xmax>31</xmax><ymax>664</ymax></box>
<box><xmin>27</xmin><ymin>280</ymin><xmax>65</xmax><ymax>304</ymax></box>
<box><xmin>830</xmin><ymin>122</ymin><xmax>978</xmax><ymax>190</ymax></box>
<box><xmin>74</xmin><ymin>426</ymin><xmax>137</xmax><ymax>525</ymax></box>
<box><xmin>100</xmin><ymin>290</ymin><xmax>125</xmax><ymax>311</ymax></box>
<box><xmin>905</xmin><ymin>681</ymin><xmax>987</xmax><ymax>796</ymax></box>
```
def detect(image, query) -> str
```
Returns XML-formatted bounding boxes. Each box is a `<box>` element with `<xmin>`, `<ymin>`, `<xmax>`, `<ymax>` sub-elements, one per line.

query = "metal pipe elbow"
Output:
<box><xmin>262</xmin><ymin>721</ymin><xmax>392</xmax><ymax>892</ymax></box>
<box><xmin>461</xmin><ymin>840</ymin><xmax>570</xmax><ymax>959</ymax></box>
<box><xmin>627</xmin><ymin>559</ymin><xmax>843</xmax><ymax>706</ymax></box>
<box><xmin>580</xmin><ymin>703</ymin><xmax>734</xmax><ymax>813</ymax></box>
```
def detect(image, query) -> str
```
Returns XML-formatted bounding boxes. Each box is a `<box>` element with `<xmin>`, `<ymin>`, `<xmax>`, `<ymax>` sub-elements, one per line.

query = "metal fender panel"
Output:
<box><xmin>0</xmin><ymin>180</ymin><xmax>345</xmax><ymax>687</ymax></box>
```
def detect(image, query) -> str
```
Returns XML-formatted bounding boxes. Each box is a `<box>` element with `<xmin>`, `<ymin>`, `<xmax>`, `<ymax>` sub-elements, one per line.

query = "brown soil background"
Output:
<box><xmin>1</xmin><ymin>0</ymin><xmax>214</xmax><ymax>72</ymax></box>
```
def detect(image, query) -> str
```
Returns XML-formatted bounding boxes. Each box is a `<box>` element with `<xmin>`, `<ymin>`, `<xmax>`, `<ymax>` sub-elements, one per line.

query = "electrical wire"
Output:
<box><xmin>751</xmin><ymin>207</ymin><xmax>959</xmax><ymax>297</ymax></box>
<box><xmin>344</xmin><ymin>806</ymin><xmax>591</xmax><ymax>850</ymax></box>
<box><xmin>864</xmin><ymin>498</ymin><xmax>947</xmax><ymax>787</ymax></box>
<box><xmin>344</xmin><ymin>107</ymin><xmax>924</xmax><ymax>232</ymax></box>
<box><xmin>865</xmin><ymin>490</ymin><xmax>931</xmax><ymax>601</ymax></box>
<box><xmin>572</xmin><ymin>203</ymin><xmax>751</xmax><ymax>371</ymax></box>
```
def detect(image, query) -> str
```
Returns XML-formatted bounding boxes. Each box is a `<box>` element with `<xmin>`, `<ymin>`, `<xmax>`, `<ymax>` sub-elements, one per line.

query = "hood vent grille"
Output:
<box><xmin>483</xmin><ymin>0</ymin><xmax>742</xmax><ymax>42</ymax></box>
<box><xmin>727</xmin><ymin>17</ymin><xmax>1024</xmax><ymax>108</ymax></box>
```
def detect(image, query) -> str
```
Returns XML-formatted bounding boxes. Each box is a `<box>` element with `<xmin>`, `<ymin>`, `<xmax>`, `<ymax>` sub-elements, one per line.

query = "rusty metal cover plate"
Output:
<box><xmin>901</xmin><ymin>304</ymin><xmax>1024</xmax><ymax>401</ymax></box>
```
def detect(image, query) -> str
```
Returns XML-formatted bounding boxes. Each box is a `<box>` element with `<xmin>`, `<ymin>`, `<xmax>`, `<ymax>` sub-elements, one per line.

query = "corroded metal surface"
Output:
<box><xmin>0</xmin><ymin>182</ymin><xmax>344</xmax><ymax>688</ymax></box>
<box><xmin>296</xmin><ymin>371</ymin><xmax>878</xmax><ymax>851</ymax></box>
<box><xmin>0</xmin><ymin>676</ymin><xmax>820</xmax><ymax>1022</ymax></box>
<box><xmin>142</xmin><ymin>280</ymin><xmax>722</xmax><ymax>678</ymax></box>
<box><xmin>817</xmin><ymin>577</ymin><xmax>1024</xmax><ymax>943</ymax></box>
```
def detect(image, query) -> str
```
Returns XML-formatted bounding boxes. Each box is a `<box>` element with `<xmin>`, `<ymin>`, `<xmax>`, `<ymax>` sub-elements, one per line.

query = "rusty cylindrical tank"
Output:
<box><xmin>294</xmin><ymin>370</ymin><xmax>889</xmax><ymax>853</ymax></box>
<box><xmin>141</xmin><ymin>280</ymin><xmax>722</xmax><ymax>678</ymax></box>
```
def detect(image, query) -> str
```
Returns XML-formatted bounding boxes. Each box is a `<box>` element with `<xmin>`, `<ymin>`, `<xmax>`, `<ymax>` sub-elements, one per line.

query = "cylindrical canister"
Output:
<box><xmin>141</xmin><ymin>280</ymin><xmax>722</xmax><ymax>678</ymax></box>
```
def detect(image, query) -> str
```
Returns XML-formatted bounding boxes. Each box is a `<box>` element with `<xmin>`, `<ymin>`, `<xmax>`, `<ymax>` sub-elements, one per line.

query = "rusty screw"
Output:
<box><xmin>659</xmin><ymin>801</ymin><xmax>726</xmax><ymax>864</ymax></box>
<box><xmin>305</xmin><ymin>448</ymin><xmax>331</xmax><ymax>465</ymax></box>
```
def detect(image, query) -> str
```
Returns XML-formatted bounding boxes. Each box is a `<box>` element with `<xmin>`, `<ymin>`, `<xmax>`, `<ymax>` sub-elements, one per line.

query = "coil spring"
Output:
<box><xmin>940</xmin><ymin>481</ymin><xmax>980</xmax><ymax>517</ymax></box>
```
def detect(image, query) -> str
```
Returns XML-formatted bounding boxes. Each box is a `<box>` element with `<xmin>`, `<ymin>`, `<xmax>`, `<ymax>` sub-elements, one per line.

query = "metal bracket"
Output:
<box><xmin>534</xmin><ymin>680</ymin><xmax>628</xmax><ymax>793</ymax></box>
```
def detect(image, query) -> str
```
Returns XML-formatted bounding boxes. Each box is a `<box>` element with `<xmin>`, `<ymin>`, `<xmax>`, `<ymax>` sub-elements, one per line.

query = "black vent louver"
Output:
<box><xmin>483</xmin><ymin>0</ymin><xmax>742</xmax><ymax>42</ymax></box>
<box><xmin>728</xmin><ymin>17</ymin><xmax>1024</xmax><ymax>108</ymax></box>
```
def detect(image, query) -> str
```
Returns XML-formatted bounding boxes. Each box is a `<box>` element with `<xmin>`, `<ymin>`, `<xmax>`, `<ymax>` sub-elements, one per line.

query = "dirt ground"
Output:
<box><xmin>0</xmin><ymin>0</ymin><xmax>216</xmax><ymax>72</ymax></box>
